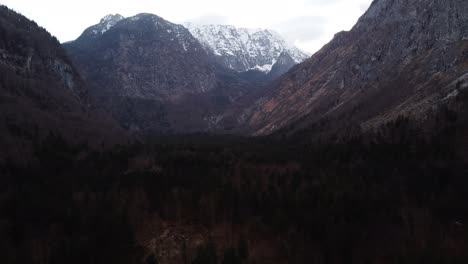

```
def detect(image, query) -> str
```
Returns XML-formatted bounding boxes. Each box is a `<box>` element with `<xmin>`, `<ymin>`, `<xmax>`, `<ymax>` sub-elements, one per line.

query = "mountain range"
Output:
<box><xmin>64</xmin><ymin>13</ymin><xmax>253</xmax><ymax>133</ymax></box>
<box><xmin>2</xmin><ymin>0</ymin><xmax>468</xmax><ymax>140</ymax></box>
<box><xmin>185</xmin><ymin>23</ymin><xmax>309</xmax><ymax>74</ymax></box>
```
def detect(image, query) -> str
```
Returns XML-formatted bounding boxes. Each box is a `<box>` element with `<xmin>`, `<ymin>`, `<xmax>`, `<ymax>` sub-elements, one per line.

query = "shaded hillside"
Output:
<box><xmin>0</xmin><ymin>6</ymin><xmax>125</xmax><ymax>163</ymax></box>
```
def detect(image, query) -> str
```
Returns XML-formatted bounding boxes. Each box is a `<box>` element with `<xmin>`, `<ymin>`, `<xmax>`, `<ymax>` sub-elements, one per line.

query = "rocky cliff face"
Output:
<box><xmin>184</xmin><ymin>23</ymin><xmax>309</xmax><ymax>73</ymax></box>
<box><xmin>67</xmin><ymin>13</ymin><xmax>218</xmax><ymax>100</ymax></box>
<box><xmin>65</xmin><ymin>14</ymin><xmax>257</xmax><ymax>133</ymax></box>
<box><xmin>0</xmin><ymin>6</ymin><xmax>124</xmax><ymax>162</ymax></box>
<box><xmin>246</xmin><ymin>0</ymin><xmax>468</xmax><ymax>135</ymax></box>
<box><xmin>267</xmin><ymin>51</ymin><xmax>297</xmax><ymax>80</ymax></box>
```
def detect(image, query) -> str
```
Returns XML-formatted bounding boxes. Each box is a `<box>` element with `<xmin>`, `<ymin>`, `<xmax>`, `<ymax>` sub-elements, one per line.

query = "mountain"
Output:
<box><xmin>246</xmin><ymin>0</ymin><xmax>468</xmax><ymax>136</ymax></box>
<box><xmin>66</xmin><ymin>13</ymin><xmax>218</xmax><ymax>100</ymax></box>
<box><xmin>184</xmin><ymin>23</ymin><xmax>309</xmax><ymax>73</ymax></box>
<box><xmin>0</xmin><ymin>6</ymin><xmax>124</xmax><ymax>162</ymax></box>
<box><xmin>65</xmin><ymin>14</ymin><xmax>258</xmax><ymax>133</ymax></box>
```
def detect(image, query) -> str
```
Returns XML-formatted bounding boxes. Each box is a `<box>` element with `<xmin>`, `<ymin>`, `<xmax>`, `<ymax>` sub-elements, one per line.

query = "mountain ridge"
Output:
<box><xmin>245</xmin><ymin>0</ymin><xmax>468</xmax><ymax>136</ymax></box>
<box><xmin>184</xmin><ymin>22</ymin><xmax>309</xmax><ymax>73</ymax></box>
<box><xmin>64</xmin><ymin>13</ymin><xmax>261</xmax><ymax>133</ymax></box>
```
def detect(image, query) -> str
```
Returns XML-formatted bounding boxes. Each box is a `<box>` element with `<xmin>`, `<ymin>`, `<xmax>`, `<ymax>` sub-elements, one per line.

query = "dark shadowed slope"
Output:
<box><xmin>0</xmin><ymin>6</ymin><xmax>125</xmax><ymax>163</ymax></box>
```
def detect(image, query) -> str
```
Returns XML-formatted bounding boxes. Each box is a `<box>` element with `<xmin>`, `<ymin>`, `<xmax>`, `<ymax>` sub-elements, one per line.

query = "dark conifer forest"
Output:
<box><xmin>1</xmin><ymin>90</ymin><xmax>468</xmax><ymax>263</ymax></box>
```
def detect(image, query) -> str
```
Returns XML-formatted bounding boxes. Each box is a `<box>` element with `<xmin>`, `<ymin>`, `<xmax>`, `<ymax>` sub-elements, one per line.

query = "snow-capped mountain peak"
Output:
<box><xmin>98</xmin><ymin>14</ymin><xmax>124</xmax><ymax>34</ymax></box>
<box><xmin>184</xmin><ymin>23</ymin><xmax>309</xmax><ymax>73</ymax></box>
<box><xmin>80</xmin><ymin>14</ymin><xmax>124</xmax><ymax>37</ymax></box>
<box><xmin>100</xmin><ymin>14</ymin><xmax>124</xmax><ymax>24</ymax></box>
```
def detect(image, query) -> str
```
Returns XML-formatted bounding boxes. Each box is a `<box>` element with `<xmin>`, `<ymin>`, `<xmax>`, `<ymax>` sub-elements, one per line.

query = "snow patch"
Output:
<box><xmin>90</xmin><ymin>14</ymin><xmax>124</xmax><ymax>35</ymax></box>
<box><xmin>249</xmin><ymin>59</ymin><xmax>277</xmax><ymax>73</ymax></box>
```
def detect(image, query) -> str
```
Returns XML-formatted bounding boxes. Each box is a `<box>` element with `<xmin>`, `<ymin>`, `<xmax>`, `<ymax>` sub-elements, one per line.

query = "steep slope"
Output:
<box><xmin>247</xmin><ymin>0</ymin><xmax>468</xmax><ymax>136</ymax></box>
<box><xmin>0</xmin><ymin>6</ymin><xmax>124</xmax><ymax>162</ymax></box>
<box><xmin>184</xmin><ymin>23</ymin><xmax>309</xmax><ymax>73</ymax></box>
<box><xmin>65</xmin><ymin>14</ymin><xmax>257</xmax><ymax>133</ymax></box>
<box><xmin>267</xmin><ymin>51</ymin><xmax>297</xmax><ymax>80</ymax></box>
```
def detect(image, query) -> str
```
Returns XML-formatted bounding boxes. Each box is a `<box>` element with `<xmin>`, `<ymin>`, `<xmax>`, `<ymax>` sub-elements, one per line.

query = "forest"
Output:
<box><xmin>1</xmin><ymin>89</ymin><xmax>467</xmax><ymax>264</ymax></box>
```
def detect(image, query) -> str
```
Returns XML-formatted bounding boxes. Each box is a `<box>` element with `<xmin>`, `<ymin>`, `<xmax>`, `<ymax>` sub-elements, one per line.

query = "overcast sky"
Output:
<box><xmin>2</xmin><ymin>0</ymin><xmax>374</xmax><ymax>54</ymax></box>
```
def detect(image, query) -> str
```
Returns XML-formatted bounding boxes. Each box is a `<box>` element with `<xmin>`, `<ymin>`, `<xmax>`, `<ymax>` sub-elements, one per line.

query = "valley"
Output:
<box><xmin>1</xmin><ymin>0</ymin><xmax>468</xmax><ymax>263</ymax></box>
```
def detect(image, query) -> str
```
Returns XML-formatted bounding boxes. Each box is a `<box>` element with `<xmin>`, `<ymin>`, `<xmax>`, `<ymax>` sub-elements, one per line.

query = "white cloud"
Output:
<box><xmin>1</xmin><ymin>0</ymin><xmax>374</xmax><ymax>54</ymax></box>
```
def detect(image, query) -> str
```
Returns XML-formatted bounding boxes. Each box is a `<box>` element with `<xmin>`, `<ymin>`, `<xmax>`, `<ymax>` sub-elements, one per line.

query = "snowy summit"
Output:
<box><xmin>185</xmin><ymin>23</ymin><xmax>309</xmax><ymax>73</ymax></box>
<box><xmin>82</xmin><ymin>14</ymin><xmax>124</xmax><ymax>37</ymax></box>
